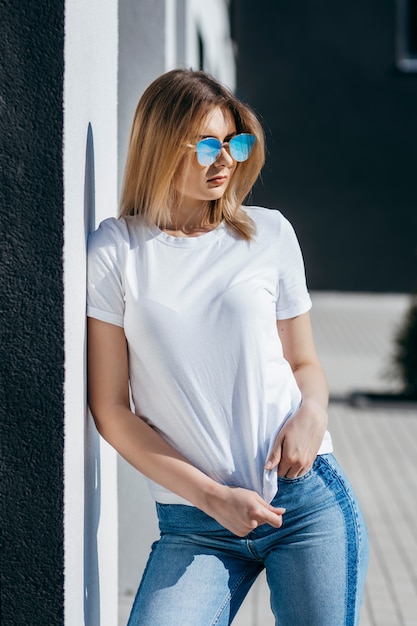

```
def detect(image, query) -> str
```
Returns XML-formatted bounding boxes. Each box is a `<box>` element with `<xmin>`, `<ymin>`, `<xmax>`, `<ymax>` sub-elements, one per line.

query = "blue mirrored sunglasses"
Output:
<box><xmin>190</xmin><ymin>133</ymin><xmax>256</xmax><ymax>166</ymax></box>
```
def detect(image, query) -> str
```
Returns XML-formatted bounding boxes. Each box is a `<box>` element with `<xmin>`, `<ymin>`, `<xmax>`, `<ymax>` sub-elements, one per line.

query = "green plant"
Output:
<box><xmin>391</xmin><ymin>294</ymin><xmax>417</xmax><ymax>396</ymax></box>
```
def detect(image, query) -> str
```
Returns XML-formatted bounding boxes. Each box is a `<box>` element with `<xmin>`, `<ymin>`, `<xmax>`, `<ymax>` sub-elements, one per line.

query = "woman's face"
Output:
<box><xmin>174</xmin><ymin>107</ymin><xmax>237</xmax><ymax>212</ymax></box>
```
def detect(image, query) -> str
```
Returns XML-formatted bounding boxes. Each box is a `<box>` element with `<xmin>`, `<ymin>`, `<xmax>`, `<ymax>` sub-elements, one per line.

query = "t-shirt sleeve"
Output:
<box><xmin>275</xmin><ymin>215</ymin><xmax>312</xmax><ymax>320</ymax></box>
<box><xmin>87</xmin><ymin>218</ymin><xmax>125</xmax><ymax>328</ymax></box>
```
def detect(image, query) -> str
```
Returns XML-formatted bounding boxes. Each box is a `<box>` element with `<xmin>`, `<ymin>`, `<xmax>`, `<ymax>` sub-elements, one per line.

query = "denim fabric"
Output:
<box><xmin>127</xmin><ymin>454</ymin><xmax>369</xmax><ymax>626</ymax></box>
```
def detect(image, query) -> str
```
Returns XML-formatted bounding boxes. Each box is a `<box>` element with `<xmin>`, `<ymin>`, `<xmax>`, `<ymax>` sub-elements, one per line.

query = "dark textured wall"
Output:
<box><xmin>234</xmin><ymin>0</ymin><xmax>417</xmax><ymax>292</ymax></box>
<box><xmin>0</xmin><ymin>2</ymin><xmax>65</xmax><ymax>624</ymax></box>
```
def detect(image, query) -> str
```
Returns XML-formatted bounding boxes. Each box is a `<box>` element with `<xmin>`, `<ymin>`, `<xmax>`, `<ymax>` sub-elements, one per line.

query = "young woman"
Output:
<box><xmin>87</xmin><ymin>69</ymin><xmax>369</xmax><ymax>625</ymax></box>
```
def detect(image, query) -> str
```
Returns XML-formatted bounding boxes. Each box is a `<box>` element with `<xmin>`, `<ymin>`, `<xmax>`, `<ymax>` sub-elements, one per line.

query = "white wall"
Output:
<box><xmin>118</xmin><ymin>0</ymin><xmax>236</xmax><ymax>195</ymax></box>
<box><xmin>63</xmin><ymin>0</ymin><xmax>119</xmax><ymax>623</ymax></box>
<box><xmin>184</xmin><ymin>0</ymin><xmax>236</xmax><ymax>89</ymax></box>
<box><xmin>117</xmin><ymin>0</ymin><xmax>236</xmax><ymax>609</ymax></box>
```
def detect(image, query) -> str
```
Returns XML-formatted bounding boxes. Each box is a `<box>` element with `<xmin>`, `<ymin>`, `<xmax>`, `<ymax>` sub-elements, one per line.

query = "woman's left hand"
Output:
<box><xmin>265</xmin><ymin>399</ymin><xmax>328</xmax><ymax>478</ymax></box>
<box><xmin>270</xmin><ymin>313</ymin><xmax>329</xmax><ymax>478</ymax></box>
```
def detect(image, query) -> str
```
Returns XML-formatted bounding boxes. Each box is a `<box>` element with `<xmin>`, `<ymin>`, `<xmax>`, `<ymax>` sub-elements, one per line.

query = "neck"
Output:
<box><xmin>163</xmin><ymin>201</ymin><xmax>215</xmax><ymax>236</ymax></box>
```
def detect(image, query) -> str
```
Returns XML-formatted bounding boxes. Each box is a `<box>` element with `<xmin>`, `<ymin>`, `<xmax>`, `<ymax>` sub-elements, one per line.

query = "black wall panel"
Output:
<box><xmin>234</xmin><ymin>0</ymin><xmax>417</xmax><ymax>292</ymax></box>
<box><xmin>0</xmin><ymin>2</ymin><xmax>65</xmax><ymax>624</ymax></box>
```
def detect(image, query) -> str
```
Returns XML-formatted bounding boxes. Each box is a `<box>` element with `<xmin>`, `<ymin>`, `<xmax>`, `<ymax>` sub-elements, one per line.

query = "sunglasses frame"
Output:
<box><xmin>187</xmin><ymin>133</ymin><xmax>256</xmax><ymax>166</ymax></box>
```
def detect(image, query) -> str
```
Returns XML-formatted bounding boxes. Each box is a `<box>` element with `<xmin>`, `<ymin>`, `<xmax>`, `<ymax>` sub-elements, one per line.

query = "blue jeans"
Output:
<box><xmin>127</xmin><ymin>454</ymin><xmax>369</xmax><ymax>626</ymax></box>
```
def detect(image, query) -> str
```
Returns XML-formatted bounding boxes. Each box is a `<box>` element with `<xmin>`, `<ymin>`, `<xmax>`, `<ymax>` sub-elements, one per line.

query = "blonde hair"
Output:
<box><xmin>119</xmin><ymin>69</ymin><xmax>265</xmax><ymax>240</ymax></box>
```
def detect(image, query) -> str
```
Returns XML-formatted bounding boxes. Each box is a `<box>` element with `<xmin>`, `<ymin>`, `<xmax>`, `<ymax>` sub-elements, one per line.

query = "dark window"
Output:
<box><xmin>397</xmin><ymin>0</ymin><xmax>417</xmax><ymax>71</ymax></box>
<box><xmin>409</xmin><ymin>0</ymin><xmax>417</xmax><ymax>53</ymax></box>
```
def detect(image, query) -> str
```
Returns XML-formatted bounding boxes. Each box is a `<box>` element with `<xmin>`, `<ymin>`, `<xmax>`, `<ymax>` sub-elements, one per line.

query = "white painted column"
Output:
<box><xmin>63</xmin><ymin>0</ymin><xmax>119</xmax><ymax>623</ymax></box>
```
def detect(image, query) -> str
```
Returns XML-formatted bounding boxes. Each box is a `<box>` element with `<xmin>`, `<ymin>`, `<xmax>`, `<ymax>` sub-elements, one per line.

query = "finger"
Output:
<box><xmin>277</xmin><ymin>455</ymin><xmax>293</xmax><ymax>477</ymax></box>
<box><xmin>283</xmin><ymin>467</ymin><xmax>298</xmax><ymax>478</ymax></box>
<box><xmin>268</xmin><ymin>505</ymin><xmax>286</xmax><ymax>515</ymax></box>
<box><xmin>264</xmin><ymin>436</ymin><xmax>284</xmax><ymax>470</ymax></box>
<box><xmin>279</xmin><ymin>459</ymin><xmax>312</xmax><ymax>478</ymax></box>
<box><xmin>279</xmin><ymin>459</ymin><xmax>302</xmax><ymax>478</ymax></box>
<box><xmin>260</xmin><ymin>508</ymin><xmax>285</xmax><ymax>528</ymax></box>
<box><xmin>277</xmin><ymin>447</ymin><xmax>304</xmax><ymax>478</ymax></box>
<box><xmin>256</xmin><ymin>503</ymin><xmax>286</xmax><ymax>527</ymax></box>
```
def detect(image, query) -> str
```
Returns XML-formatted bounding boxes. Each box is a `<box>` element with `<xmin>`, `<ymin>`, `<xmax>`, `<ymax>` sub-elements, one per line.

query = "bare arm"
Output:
<box><xmin>265</xmin><ymin>312</ymin><xmax>329</xmax><ymax>478</ymax></box>
<box><xmin>87</xmin><ymin>317</ymin><xmax>285</xmax><ymax>535</ymax></box>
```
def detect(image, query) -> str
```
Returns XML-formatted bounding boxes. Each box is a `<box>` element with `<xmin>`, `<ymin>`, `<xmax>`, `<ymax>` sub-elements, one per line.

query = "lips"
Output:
<box><xmin>207</xmin><ymin>175</ymin><xmax>228</xmax><ymax>185</ymax></box>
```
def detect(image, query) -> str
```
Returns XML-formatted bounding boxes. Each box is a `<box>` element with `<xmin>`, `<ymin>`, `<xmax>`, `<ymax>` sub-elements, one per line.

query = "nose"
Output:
<box><xmin>215</xmin><ymin>146</ymin><xmax>234</xmax><ymax>167</ymax></box>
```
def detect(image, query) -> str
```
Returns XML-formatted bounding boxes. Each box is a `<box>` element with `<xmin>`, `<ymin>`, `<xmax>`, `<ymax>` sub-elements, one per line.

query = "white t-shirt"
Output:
<box><xmin>87</xmin><ymin>206</ymin><xmax>332</xmax><ymax>504</ymax></box>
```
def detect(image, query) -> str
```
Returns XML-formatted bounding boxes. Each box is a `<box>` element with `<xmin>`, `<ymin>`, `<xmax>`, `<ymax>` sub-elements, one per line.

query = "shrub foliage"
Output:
<box><xmin>391</xmin><ymin>294</ymin><xmax>417</xmax><ymax>396</ymax></box>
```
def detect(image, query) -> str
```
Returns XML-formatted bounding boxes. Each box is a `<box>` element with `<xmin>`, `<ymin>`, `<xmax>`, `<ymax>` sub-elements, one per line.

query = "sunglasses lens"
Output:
<box><xmin>194</xmin><ymin>134</ymin><xmax>255</xmax><ymax>165</ymax></box>
<box><xmin>195</xmin><ymin>138</ymin><xmax>221</xmax><ymax>166</ymax></box>
<box><xmin>229</xmin><ymin>134</ymin><xmax>256</xmax><ymax>162</ymax></box>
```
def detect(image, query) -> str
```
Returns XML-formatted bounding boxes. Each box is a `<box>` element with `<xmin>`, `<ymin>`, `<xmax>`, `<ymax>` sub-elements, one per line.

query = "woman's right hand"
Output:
<box><xmin>200</xmin><ymin>484</ymin><xmax>285</xmax><ymax>537</ymax></box>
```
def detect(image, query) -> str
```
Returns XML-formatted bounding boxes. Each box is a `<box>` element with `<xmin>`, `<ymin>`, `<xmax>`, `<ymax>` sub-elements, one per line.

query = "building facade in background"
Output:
<box><xmin>233</xmin><ymin>0</ymin><xmax>417</xmax><ymax>293</ymax></box>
